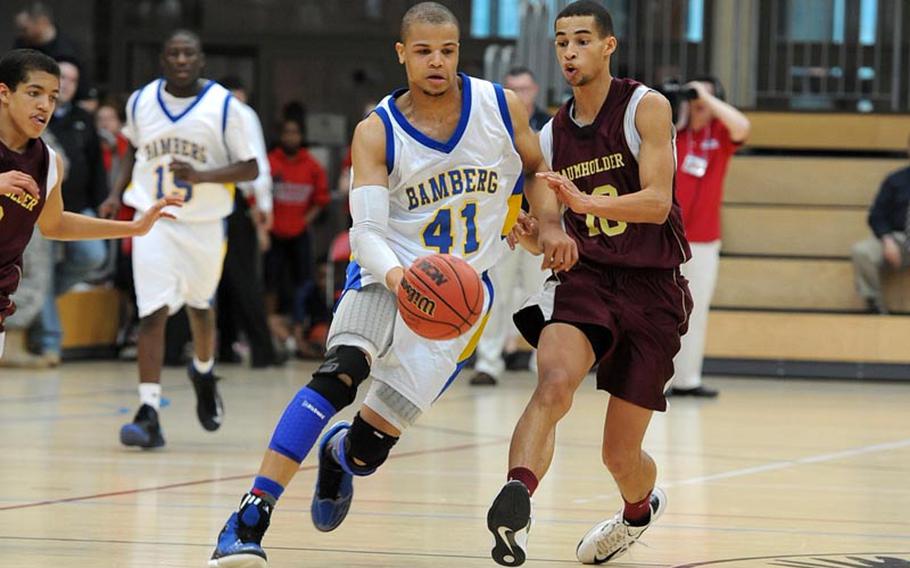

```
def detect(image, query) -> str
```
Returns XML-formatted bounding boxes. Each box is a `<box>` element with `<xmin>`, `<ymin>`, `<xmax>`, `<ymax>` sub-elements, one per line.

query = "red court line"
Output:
<box><xmin>0</xmin><ymin>438</ymin><xmax>507</xmax><ymax>512</ymax></box>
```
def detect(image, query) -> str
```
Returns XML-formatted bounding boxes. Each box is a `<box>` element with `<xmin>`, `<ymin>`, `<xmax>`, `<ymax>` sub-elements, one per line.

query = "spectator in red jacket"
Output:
<box><xmin>266</xmin><ymin>117</ymin><xmax>330</xmax><ymax>356</ymax></box>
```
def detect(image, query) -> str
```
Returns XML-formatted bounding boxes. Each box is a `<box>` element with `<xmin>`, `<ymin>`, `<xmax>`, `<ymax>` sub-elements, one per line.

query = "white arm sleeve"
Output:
<box><xmin>349</xmin><ymin>184</ymin><xmax>403</xmax><ymax>288</ymax></box>
<box><xmin>538</xmin><ymin>118</ymin><xmax>554</xmax><ymax>170</ymax></box>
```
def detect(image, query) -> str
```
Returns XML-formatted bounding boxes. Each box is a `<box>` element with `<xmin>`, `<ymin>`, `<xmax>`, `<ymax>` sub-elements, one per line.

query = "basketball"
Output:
<box><xmin>396</xmin><ymin>254</ymin><xmax>484</xmax><ymax>340</ymax></box>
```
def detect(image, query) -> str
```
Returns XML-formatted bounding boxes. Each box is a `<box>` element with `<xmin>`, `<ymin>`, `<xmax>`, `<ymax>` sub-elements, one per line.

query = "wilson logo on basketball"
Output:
<box><xmin>400</xmin><ymin>278</ymin><xmax>437</xmax><ymax>316</ymax></box>
<box><xmin>417</xmin><ymin>259</ymin><xmax>449</xmax><ymax>286</ymax></box>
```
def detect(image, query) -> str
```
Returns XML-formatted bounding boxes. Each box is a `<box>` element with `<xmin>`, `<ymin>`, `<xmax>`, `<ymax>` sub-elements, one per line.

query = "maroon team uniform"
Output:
<box><xmin>0</xmin><ymin>137</ymin><xmax>52</xmax><ymax>333</ymax></box>
<box><xmin>515</xmin><ymin>78</ymin><xmax>693</xmax><ymax>411</ymax></box>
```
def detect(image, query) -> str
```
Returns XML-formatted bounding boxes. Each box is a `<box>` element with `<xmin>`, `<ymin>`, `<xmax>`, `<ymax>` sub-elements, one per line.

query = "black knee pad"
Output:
<box><xmin>345</xmin><ymin>412</ymin><xmax>399</xmax><ymax>471</ymax></box>
<box><xmin>307</xmin><ymin>346</ymin><xmax>371</xmax><ymax>410</ymax></box>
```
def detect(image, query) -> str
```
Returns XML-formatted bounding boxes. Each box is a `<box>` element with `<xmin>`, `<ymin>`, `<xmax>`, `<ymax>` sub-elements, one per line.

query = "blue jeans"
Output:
<box><xmin>33</xmin><ymin>209</ymin><xmax>108</xmax><ymax>354</ymax></box>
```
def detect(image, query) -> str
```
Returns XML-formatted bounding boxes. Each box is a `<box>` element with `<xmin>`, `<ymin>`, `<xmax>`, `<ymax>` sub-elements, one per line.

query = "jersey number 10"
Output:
<box><xmin>155</xmin><ymin>165</ymin><xmax>193</xmax><ymax>202</ymax></box>
<box><xmin>585</xmin><ymin>184</ymin><xmax>627</xmax><ymax>237</ymax></box>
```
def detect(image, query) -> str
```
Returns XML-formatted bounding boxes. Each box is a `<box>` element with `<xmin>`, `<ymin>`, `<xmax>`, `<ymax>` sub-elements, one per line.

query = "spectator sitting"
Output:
<box><xmin>851</xmin><ymin>137</ymin><xmax>910</xmax><ymax>315</ymax></box>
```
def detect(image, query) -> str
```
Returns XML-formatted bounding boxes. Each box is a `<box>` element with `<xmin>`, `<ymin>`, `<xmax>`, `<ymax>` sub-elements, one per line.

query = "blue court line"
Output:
<box><xmin>0</xmin><ymin>398</ymin><xmax>171</xmax><ymax>424</ymax></box>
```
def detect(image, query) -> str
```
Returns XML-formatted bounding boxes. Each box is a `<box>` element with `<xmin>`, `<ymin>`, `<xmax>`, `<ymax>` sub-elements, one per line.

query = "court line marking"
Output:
<box><xmin>0</xmin><ymin>535</ymin><xmax>671</xmax><ymax>566</ymax></box>
<box><xmin>667</xmin><ymin>437</ymin><xmax>910</xmax><ymax>487</ymax></box>
<box><xmin>573</xmin><ymin>437</ymin><xmax>910</xmax><ymax>504</ymax></box>
<box><xmin>0</xmin><ymin>437</ymin><xmax>508</xmax><ymax>512</ymax></box>
<box><xmin>671</xmin><ymin>550</ymin><xmax>910</xmax><ymax>568</ymax></box>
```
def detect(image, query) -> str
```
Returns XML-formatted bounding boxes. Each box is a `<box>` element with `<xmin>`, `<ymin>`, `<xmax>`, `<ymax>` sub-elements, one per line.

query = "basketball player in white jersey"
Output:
<box><xmin>99</xmin><ymin>30</ymin><xmax>259</xmax><ymax>449</ymax></box>
<box><xmin>208</xmin><ymin>3</ymin><xmax>576</xmax><ymax>566</ymax></box>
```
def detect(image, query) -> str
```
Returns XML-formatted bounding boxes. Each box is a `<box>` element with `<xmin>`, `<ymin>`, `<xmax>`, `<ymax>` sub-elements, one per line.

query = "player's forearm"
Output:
<box><xmin>197</xmin><ymin>159</ymin><xmax>259</xmax><ymax>184</ymax></box>
<box><xmin>43</xmin><ymin>212</ymin><xmax>142</xmax><ymax>241</ymax></box>
<box><xmin>110</xmin><ymin>148</ymin><xmax>135</xmax><ymax>198</ymax></box>
<box><xmin>525</xmin><ymin>176</ymin><xmax>562</xmax><ymax>225</ymax></box>
<box><xmin>582</xmin><ymin>186</ymin><xmax>671</xmax><ymax>224</ymax></box>
<box><xmin>706</xmin><ymin>96</ymin><xmax>751</xmax><ymax>142</ymax></box>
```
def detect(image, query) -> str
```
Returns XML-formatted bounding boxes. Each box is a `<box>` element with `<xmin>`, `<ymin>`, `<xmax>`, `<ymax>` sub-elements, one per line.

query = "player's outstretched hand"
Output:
<box><xmin>169</xmin><ymin>158</ymin><xmax>202</xmax><ymax>183</ymax></box>
<box><xmin>537</xmin><ymin>172</ymin><xmax>591</xmax><ymax>214</ymax></box>
<box><xmin>130</xmin><ymin>196</ymin><xmax>183</xmax><ymax>236</ymax></box>
<box><xmin>507</xmin><ymin>210</ymin><xmax>538</xmax><ymax>251</ymax></box>
<box><xmin>0</xmin><ymin>170</ymin><xmax>39</xmax><ymax>201</ymax></box>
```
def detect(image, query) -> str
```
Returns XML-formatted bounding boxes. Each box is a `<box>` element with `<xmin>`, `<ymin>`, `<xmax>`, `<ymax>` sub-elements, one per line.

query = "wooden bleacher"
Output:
<box><xmin>58</xmin><ymin>286</ymin><xmax>121</xmax><ymax>353</ymax></box>
<box><xmin>704</xmin><ymin>112</ymin><xmax>910</xmax><ymax>374</ymax></box>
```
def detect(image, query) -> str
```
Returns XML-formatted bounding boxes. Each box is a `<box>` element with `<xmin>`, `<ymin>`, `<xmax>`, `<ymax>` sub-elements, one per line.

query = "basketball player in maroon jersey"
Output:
<box><xmin>0</xmin><ymin>49</ymin><xmax>179</xmax><ymax>359</ymax></box>
<box><xmin>485</xmin><ymin>2</ymin><xmax>692</xmax><ymax>565</ymax></box>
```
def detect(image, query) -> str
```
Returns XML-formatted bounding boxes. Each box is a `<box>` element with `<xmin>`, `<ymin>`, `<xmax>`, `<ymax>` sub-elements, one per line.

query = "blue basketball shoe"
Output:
<box><xmin>310</xmin><ymin>421</ymin><xmax>355</xmax><ymax>532</ymax></box>
<box><xmin>209</xmin><ymin>491</ymin><xmax>273</xmax><ymax>568</ymax></box>
<box><xmin>119</xmin><ymin>404</ymin><xmax>165</xmax><ymax>449</ymax></box>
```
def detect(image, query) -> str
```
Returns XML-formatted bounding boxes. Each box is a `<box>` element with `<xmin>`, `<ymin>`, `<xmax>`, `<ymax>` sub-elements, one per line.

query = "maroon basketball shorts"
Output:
<box><xmin>514</xmin><ymin>262</ymin><xmax>693</xmax><ymax>411</ymax></box>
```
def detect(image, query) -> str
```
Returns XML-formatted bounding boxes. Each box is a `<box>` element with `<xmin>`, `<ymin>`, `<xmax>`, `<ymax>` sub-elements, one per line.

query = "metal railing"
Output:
<box><xmin>492</xmin><ymin>0</ymin><xmax>910</xmax><ymax>112</ymax></box>
<box><xmin>490</xmin><ymin>0</ymin><xmax>714</xmax><ymax>107</ymax></box>
<box><xmin>756</xmin><ymin>0</ymin><xmax>910</xmax><ymax>112</ymax></box>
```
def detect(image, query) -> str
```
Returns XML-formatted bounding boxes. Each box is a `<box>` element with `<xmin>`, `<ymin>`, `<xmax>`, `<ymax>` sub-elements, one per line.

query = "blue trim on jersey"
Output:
<box><xmin>156</xmin><ymin>79</ymin><xmax>217</xmax><ymax>123</ymax></box>
<box><xmin>493</xmin><ymin>82</ymin><xmax>515</xmax><ymax>148</ymax></box>
<box><xmin>434</xmin><ymin>271</ymin><xmax>494</xmax><ymax>399</ymax></box>
<box><xmin>373</xmin><ymin>107</ymin><xmax>395</xmax><ymax>174</ymax></box>
<box><xmin>221</xmin><ymin>92</ymin><xmax>233</xmax><ymax>145</ymax></box>
<box><xmin>130</xmin><ymin>84</ymin><xmax>149</xmax><ymax>126</ymax></box>
<box><xmin>387</xmin><ymin>73</ymin><xmax>472</xmax><ymax>154</ymax></box>
<box><xmin>511</xmin><ymin>173</ymin><xmax>524</xmax><ymax>195</ymax></box>
<box><xmin>343</xmin><ymin>260</ymin><xmax>363</xmax><ymax>292</ymax></box>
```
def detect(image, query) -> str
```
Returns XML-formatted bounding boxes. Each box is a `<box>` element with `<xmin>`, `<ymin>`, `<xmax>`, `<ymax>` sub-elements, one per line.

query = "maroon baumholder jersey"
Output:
<box><xmin>550</xmin><ymin>78</ymin><xmax>690</xmax><ymax>269</ymax></box>
<box><xmin>0</xmin><ymin>137</ymin><xmax>51</xmax><ymax>328</ymax></box>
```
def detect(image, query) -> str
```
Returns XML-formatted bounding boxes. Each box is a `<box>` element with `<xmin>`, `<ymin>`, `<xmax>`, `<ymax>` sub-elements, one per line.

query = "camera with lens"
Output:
<box><xmin>656</xmin><ymin>78</ymin><xmax>699</xmax><ymax>123</ymax></box>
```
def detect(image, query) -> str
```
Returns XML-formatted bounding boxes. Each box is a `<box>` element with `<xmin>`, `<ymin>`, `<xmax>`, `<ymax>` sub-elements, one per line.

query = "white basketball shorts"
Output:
<box><xmin>132</xmin><ymin>217</ymin><xmax>226</xmax><ymax>318</ymax></box>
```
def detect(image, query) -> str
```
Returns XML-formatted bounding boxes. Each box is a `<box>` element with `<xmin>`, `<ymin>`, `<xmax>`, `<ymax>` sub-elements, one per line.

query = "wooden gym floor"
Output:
<box><xmin>1</xmin><ymin>361</ymin><xmax>908</xmax><ymax>567</ymax></box>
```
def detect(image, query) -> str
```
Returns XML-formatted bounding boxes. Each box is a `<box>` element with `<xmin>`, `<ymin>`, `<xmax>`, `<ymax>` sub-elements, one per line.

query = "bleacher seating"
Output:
<box><xmin>705</xmin><ymin>112</ymin><xmax>910</xmax><ymax>370</ymax></box>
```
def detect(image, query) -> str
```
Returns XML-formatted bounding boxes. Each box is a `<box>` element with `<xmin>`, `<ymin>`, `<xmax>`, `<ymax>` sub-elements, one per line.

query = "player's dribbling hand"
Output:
<box><xmin>130</xmin><ymin>196</ymin><xmax>183</xmax><ymax>236</ymax></box>
<box><xmin>537</xmin><ymin>172</ymin><xmax>592</xmax><ymax>214</ymax></box>
<box><xmin>385</xmin><ymin>266</ymin><xmax>406</xmax><ymax>294</ymax></box>
<box><xmin>0</xmin><ymin>170</ymin><xmax>40</xmax><ymax>200</ymax></box>
<box><xmin>169</xmin><ymin>159</ymin><xmax>203</xmax><ymax>183</ymax></box>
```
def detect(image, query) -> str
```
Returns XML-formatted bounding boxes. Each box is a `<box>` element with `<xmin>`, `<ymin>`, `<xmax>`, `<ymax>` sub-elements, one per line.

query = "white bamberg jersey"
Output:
<box><xmin>122</xmin><ymin>79</ymin><xmax>256</xmax><ymax>222</ymax></box>
<box><xmin>346</xmin><ymin>74</ymin><xmax>524</xmax><ymax>289</ymax></box>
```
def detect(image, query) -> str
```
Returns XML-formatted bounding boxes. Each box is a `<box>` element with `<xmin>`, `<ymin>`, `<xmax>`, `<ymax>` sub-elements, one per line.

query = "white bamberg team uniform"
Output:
<box><xmin>336</xmin><ymin>74</ymin><xmax>524</xmax><ymax>424</ymax></box>
<box><xmin>122</xmin><ymin>79</ymin><xmax>257</xmax><ymax>317</ymax></box>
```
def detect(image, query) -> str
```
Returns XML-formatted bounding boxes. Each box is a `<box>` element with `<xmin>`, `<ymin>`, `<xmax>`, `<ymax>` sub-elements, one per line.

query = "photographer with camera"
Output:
<box><xmin>669</xmin><ymin>77</ymin><xmax>750</xmax><ymax>398</ymax></box>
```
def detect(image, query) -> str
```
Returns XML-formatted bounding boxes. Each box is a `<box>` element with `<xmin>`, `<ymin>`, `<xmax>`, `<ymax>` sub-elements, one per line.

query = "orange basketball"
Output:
<box><xmin>397</xmin><ymin>254</ymin><xmax>484</xmax><ymax>340</ymax></box>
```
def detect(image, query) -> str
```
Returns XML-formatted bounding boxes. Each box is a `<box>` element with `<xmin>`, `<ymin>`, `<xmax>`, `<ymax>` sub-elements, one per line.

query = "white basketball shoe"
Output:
<box><xmin>575</xmin><ymin>487</ymin><xmax>667</xmax><ymax>564</ymax></box>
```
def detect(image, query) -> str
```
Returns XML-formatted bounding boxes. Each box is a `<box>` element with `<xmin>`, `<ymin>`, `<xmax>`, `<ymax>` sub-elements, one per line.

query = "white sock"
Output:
<box><xmin>139</xmin><ymin>382</ymin><xmax>162</xmax><ymax>410</ymax></box>
<box><xmin>193</xmin><ymin>357</ymin><xmax>214</xmax><ymax>375</ymax></box>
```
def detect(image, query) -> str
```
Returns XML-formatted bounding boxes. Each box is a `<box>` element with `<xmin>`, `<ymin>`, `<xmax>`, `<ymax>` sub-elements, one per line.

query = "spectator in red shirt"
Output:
<box><xmin>266</xmin><ymin>117</ymin><xmax>330</xmax><ymax>356</ymax></box>
<box><xmin>669</xmin><ymin>77</ymin><xmax>750</xmax><ymax>398</ymax></box>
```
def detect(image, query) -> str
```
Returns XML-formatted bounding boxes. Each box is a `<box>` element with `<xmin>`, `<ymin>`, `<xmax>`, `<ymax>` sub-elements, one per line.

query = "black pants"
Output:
<box><xmin>265</xmin><ymin>231</ymin><xmax>328</xmax><ymax>326</ymax></box>
<box><xmin>217</xmin><ymin>196</ymin><xmax>276</xmax><ymax>366</ymax></box>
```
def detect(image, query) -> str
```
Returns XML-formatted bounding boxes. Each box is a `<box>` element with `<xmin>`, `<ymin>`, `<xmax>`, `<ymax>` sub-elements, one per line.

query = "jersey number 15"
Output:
<box><xmin>154</xmin><ymin>165</ymin><xmax>193</xmax><ymax>202</ymax></box>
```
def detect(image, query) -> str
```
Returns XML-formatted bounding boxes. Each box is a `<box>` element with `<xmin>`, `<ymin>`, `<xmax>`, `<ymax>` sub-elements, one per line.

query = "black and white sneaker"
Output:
<box><xmin>119</xmin><ymin>404</ymin><xmax>165</xmax><ymax>449</ymax></box>
<box><xmin>189</xmin><ymin>366</ymin><xmax>224</xmax><ymax>431</ymax></box>
<box><xmin>576</xmin><ymin>487</ymin><xmax>667</xmax><ymax>564</ymax></box>
<box><xmin>487</xmin><ymin>480</ymin><xmax>533</xmax><ymax>566</ymax></box>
